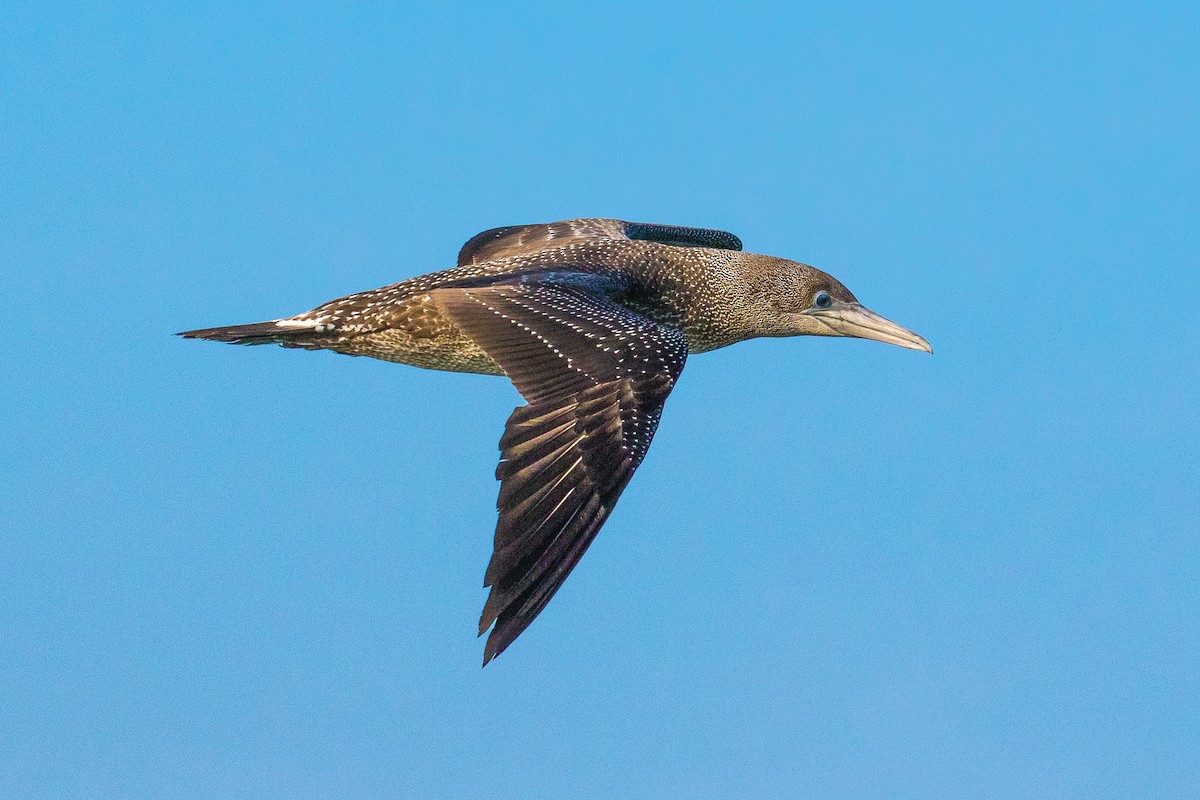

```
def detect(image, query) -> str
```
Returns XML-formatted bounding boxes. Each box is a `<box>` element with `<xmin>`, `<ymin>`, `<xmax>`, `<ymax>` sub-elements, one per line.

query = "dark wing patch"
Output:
<box><xmin>436</xmin><ymin>282</ymin><xmax>687</xmax><ymax>664</ymax></box>
<box><xmin>457</xmin><ymin>218</ymin><xmax>742</xmax><ymax>266</ymax></box>
<box><xmin>624</xmin><ymin>222</ymin><xmax>742</xmax><ymax>252</ymax></box>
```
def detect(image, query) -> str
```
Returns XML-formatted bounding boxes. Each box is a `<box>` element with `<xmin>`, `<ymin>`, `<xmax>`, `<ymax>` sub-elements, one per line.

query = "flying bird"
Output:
<box><xmin>181</xmin><ymin>218</ymin><xmax>931</xmax><ymax>664</ymax></box>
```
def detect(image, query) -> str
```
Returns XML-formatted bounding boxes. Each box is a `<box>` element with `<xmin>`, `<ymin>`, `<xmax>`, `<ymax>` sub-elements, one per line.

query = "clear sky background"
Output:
<box><xmin>3</xmin><ymin>2</ymin><xmax>1198</xmax><ymax>798</ymax></box>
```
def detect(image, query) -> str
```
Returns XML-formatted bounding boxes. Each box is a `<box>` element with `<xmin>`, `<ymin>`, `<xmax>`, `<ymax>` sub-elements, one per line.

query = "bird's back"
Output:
<box><xmin>252</xmin><ymin>223</ymin><xmax>746</xmax><ymax>372</ymax></box>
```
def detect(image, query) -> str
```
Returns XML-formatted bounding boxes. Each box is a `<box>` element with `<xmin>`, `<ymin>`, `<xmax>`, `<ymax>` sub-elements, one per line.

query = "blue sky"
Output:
<box><xmin>2</xmin><ymin>2</ymin><xmax>1197</xmax><ymax>798</ymax></box>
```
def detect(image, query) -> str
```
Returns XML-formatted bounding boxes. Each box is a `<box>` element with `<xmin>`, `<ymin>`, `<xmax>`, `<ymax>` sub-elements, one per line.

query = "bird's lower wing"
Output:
<box><xmin>435</xmin><ymin>282</ymin><xmax>688</xmax><ymax>664</ymax></box>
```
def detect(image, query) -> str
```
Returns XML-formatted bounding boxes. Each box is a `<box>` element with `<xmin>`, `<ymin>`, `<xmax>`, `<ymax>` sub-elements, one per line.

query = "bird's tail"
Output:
<box><xmin>177</xmin><ymin>319</ymin><xmax>326</xmax><ymax>347</ymax></box>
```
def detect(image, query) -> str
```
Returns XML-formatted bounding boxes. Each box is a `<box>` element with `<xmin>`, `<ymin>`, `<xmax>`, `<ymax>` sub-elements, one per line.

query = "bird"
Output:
<box><xmin>180</xmin><ymin>218</ymin><xmax>931</xmax><ymax>664</ymax></box>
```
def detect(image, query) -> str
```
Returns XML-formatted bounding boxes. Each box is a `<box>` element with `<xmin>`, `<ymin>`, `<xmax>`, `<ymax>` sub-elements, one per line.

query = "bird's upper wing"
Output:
<box><xmin>457</xmin><ymin>218</ymin><xmax>742</xmax><ymax>266</ymax></box>
<box><xmin>435</xmin><ymin>279</ymin><xmax>688</xmax><ymax>664</ymax></box>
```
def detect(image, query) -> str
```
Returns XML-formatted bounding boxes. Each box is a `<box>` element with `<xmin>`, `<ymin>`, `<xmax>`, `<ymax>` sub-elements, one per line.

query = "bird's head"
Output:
<box><xmin>745</xmin><ymin>255</ymin><xmax>932</xmax><ymax>353</ymax></box>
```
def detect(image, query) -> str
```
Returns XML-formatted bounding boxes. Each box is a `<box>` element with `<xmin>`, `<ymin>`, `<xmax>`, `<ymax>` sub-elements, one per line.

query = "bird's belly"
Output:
<box><xmin>333</xmin><ymin>328</ymin><xmax>506</xmax><ymax>375</ymax></box>
<box><xmin>323</xmin><ymin>291</ymin><xmax>507</xmax><ymax>376</ymax></box>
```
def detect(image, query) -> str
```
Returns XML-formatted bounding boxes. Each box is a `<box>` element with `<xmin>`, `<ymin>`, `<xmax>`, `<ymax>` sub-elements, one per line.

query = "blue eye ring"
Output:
<box><xmin>813</xmin><ymin>290</ymin><xmax>833</xmax><ymax>309</ymax></box>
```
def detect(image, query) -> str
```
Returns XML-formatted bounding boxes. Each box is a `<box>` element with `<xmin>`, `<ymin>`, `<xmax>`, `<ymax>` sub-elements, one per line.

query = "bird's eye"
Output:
<box><xmin>813</xmin><ymin>290</ymin><xmax>833</xmax><ymax>309</ymax></box>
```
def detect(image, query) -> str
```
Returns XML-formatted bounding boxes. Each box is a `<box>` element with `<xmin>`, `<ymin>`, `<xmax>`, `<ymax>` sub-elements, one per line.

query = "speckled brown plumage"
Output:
<box><xmin>181</xmin><ymin>218</ymin><xmax>931</xmax><ymax>664</ymax></box>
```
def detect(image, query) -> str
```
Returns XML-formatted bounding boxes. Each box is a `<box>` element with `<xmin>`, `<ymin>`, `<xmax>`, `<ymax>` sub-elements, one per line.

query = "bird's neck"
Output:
<box><xmin>628</xmin><ymin>247</ymin><xmax>759</xmax><ymax>353</ymax></box>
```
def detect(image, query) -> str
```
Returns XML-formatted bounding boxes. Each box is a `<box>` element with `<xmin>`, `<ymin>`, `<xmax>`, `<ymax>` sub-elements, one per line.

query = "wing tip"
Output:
<box><xmin>482</xmin><ymin>645</ymin><xmax>499</xmax><ymax>668</ymax></box>
<box><xmin>480</xmin><ymin>623</ymin><xmax>507</xmax><ymax>667</ymax></box>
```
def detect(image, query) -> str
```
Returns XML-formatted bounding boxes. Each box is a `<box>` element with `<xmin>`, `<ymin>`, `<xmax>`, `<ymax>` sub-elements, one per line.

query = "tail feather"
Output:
<box><xmin>177</xmin><ymin>320</ymin><xmax>322</xmax><ymax>347</ymax></box>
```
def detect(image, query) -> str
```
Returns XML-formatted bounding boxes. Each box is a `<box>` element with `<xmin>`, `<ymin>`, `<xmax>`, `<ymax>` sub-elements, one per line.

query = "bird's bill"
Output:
<box><xmin>811</xmin><ymin>303</ymin><xmax>933</xmax><ymax>353</ymax></box>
